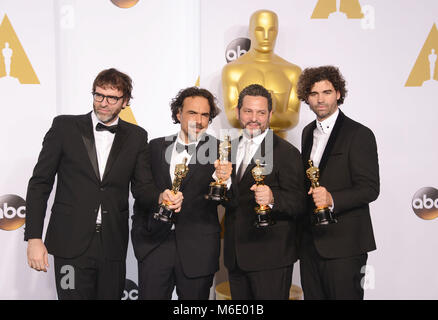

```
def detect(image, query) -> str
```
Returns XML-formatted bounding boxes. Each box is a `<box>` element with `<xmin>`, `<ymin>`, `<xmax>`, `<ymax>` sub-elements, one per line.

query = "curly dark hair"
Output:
<box><xmin>92</xmin><ymin>68</ymin><xmax>133</xmax><ymax>105</ymax></box>
<box><xmin>297</xmin><ymin>65</ymin><xmax>347</xmax><ymax>106</ymax></box>
<box><xmin>237</xmin><ymin>84</ymin><xmax>273</xmax><ymax>111</ymax></box>
<box><xmin>170</xmin><ymin>87</ymin><xmax>220</xmax><ymax>124</ymax></box>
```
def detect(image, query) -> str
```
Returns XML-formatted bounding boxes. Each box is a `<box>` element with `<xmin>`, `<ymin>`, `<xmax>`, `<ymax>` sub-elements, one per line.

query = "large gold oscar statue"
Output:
<box><xmin>222</xmin><ymin>10</ymin><xmax>302</xmax><ymax>136</ymax></box>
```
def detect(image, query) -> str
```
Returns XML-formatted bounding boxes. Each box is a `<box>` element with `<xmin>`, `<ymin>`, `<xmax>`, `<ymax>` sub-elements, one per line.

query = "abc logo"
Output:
<box><xmin>412</xmin><ymin>187</ymin><xmax>438</xmax><ymax>220</ymax></box>
<box><xmin>121</xmin><ymin>279</ymin><xmax>138</xmax><ymax>300</ymax></box>
<box><xmin>0</xmin><ymin>194</ymin><xmax>26</xmax><ymax>231</ymax></box>
<box><xmin>225</xmin><ymin>37</ymin><xmax>251</xmax><ymax>63</ymax></box>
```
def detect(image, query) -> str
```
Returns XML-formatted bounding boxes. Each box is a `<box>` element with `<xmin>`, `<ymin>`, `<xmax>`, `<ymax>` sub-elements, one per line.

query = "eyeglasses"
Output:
<box><xmin>92</xmin><ymin>92</ymin><xmax>124</xmax><ymax>105</ymax></box>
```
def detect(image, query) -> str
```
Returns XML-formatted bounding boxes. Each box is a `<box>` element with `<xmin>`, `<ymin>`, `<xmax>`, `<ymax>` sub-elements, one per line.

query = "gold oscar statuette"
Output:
<box><xmin>205</xmin><ymin>136</ymin><xmax>231</xmax><ymax>201</ymax></box>
<box><xmin>154</xmin><ymin>158</ymin><xmax>189</xmax><ymax>224</ymax></box>
<box><xmin>222</xmin><ymin>10</ymin><xmax>302</xmax><ymax>138</ymax></box>
<box><xmin>306</xmin><ymin>160</ymin><xmax>337</xmax><ymax>226</ymax></box>
<box><xmin>252</xmin><ymin>159</ymin><xmax>275</xmax><ymax>228</ymax></box>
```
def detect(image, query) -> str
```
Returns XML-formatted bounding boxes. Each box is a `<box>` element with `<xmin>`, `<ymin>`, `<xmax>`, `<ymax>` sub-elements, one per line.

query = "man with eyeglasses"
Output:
<box><xmin>24</xmin><ymin>68</ymin><xmax>182</xmax><ymax>299</ymax></box>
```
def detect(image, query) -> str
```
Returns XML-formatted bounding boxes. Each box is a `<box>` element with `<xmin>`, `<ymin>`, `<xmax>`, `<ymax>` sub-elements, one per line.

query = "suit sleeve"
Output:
<box><xmin>25</xmin><ymin>117</ymin><xmax>63</xmax><ymax>240</ymax></box>
<box><xmin>331</xmin><ymin>126</ymin><xmax>380</xmax><ymax>213</ymax></box>
<box><xmin>131</xmin><ymin>133</ymin><xmax>160</xmax><ymax>211</ymax></box>
<box><xmin>270</xmin><ymin>146</ymin><xmax>307</xmax><ymax>219</ymax></box>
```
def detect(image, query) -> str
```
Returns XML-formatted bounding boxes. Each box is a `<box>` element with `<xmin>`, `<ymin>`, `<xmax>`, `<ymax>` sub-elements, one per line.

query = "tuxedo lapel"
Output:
<box><xmin>239</xmin><ymin>130</ymin><xmax>276</xmax><ymax>185</ymax></box>
<box><xmin>302</xmin><ymin>122</ymin><xmax>316</xmax><ymax>167</ymax></box>
<box><xmin>78</xmin><ymin>113</ymin><xmax>100</xmax><ymax>182</ymax></box>
<box><xmin>318</xmin><ymin>110</ymin><xmax>345</xmax><ymax>175</ymax></box>
<box><xmin>239</xmin><ymin>159</ymin><xmax>256</xmax><ymax>186</ymax></box>
<box><xmin>102</xmin><ymin>119</ymin><xmax>130</xmax><ymax>181</ymax></box>
<box><xmin>180</xmin><ymin>134</ymin><xmax>214</xmax><ymax>190</ymax></box>
<box><xmin>161</xmin><ymin>135</ymin><xmax>175</xmax><ymax>189</ymax></box>
<box><xmin>229</xmin><ymin>137</ymin><xmax>241</xmax><ymax>187</ymax></box>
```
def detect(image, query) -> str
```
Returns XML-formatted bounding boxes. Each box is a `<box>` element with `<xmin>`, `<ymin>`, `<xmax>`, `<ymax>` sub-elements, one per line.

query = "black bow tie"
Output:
<box><xmin>175</xmin><ymin>142</ymin><xmax>196</xmax><ymax>155</ymax></box>
<box><xmin>96</xmin><ymin>122</ymin><xmax>118</xmax><ymax>134</ymax></box>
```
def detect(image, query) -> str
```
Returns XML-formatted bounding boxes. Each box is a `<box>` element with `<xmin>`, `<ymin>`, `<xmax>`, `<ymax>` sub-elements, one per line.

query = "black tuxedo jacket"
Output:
<box><xmin>300</xmin><ymin>110</ymin><xmax>380</xmax><ymax>259</ymax></box>
<box><xmin>131</xmin><ymin>133</ymin><xmax>221</xmax><ymax>278</ymax></box>
<box><xmin>223</xmin><ymin>130</ymin><xmax>306</xmax><ymax>272</ymax></box>
<box><xmin>25</xmin><ymin>112</ymin><xmax>159</xmax><ymax>261</ymax></box>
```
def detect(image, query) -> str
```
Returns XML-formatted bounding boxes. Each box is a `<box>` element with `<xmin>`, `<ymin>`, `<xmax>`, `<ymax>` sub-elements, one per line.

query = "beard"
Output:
<box><xmin>310</xmin><ymin>103</ymin><xmax>337</xmax><ymax>121</ymax></box>
<box><xmin>186</xmin><ymin>123</ymin><xmax>206</xmax><ymax>142</ymax></box>
<box><xmin>241</xmin><ymin>120</ymin><xmax>267</xmax><ymax>138</ymax></box>
<box><xmin>93</xmin><ymin>104</ymin><xmax>120</xmax><ymax>124</ymax></box>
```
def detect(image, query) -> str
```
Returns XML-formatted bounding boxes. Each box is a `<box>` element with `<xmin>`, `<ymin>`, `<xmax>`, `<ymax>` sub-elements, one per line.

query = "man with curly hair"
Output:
<box><xmin>297</xmin><ymin>66</ymin><xmax>380</xmax><ymax>300</ymax></box>
<box><xmin>131</xmin><ymin>87</ymin><xmax>231</xmax><ymax>299</ymax></box>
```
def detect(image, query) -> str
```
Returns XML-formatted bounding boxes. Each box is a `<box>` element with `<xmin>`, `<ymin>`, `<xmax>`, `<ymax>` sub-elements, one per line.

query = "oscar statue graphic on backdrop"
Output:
<box><xmin>0</xmin><ymin>14</ymin><xmax>39</xmax><ymax>84</ymax></box>
<box><xmin>1</xmin><ymin>42</ymin><xmax>18</xmax><ymax>84</ymax></box>
<box><xmin>2</xmin><ymin>42</ymin><xmax>12</xmax><ymax>76</ymax></box>
<box><xmin>329</xmin><ymin>0</ymin><xmax>347</xmax><ymax>19</ymax></box>
<box><xmin>222</xmin><ymin>10</ymin><xmax>302</xmax><ymax>137</ymax></box>
<box><xmin>424</xmin><ymin>48</ymin><xmax>437</xmax><ymax>87</ymax></box>
<box><xmin>405</xmin><ymin>23</ymin><xmax>438</xmax><ymax>87</ymax></box>
<box><xmin>311</xmin><ymin>0</ymin><xmax>364</xmax><ymax>19</ymax></box>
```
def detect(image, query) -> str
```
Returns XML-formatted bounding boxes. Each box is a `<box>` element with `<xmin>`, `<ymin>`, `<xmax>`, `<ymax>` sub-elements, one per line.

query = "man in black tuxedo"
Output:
<box><xmin>297</xmin><ymin>65</ymin><xmax>380</xmax><ymax>300</ymax></box>
<box><xmin>222</xmin><ymin>84</ymin><xmax>306</xmax><ymax>300</ymax></box>
<box><xmin>131</xmin><ymin>87</ymin><xmax>230</xmax><ymax>300</ymax></box>
<box><xmin>25</xmin><ymin>68</ymin><xmax>182</xmax><ymax>299</ymax></box>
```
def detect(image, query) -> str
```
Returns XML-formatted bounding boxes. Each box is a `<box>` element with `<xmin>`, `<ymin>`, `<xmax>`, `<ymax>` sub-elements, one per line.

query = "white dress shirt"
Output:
<box><xmin>310</xmin><ymin>108</ymin><xmax>339</xmax><ymax>210</ymax></box>
<box><xmin>236</xmin><ymin>129</ymin><xmax>273</xmax><ymax>207</ymax></box>
<box><xmin>213</xmin><ymin>130</ymin><xmax>269</xmax><ymax>188</ymax></box>
<box><xmin>211</xmin><ymin>129</ymin><xmax>271</xmax><ymax>205</ymax></box>
<box><xmin>169</xmin><ymin>131</ymin><xmax>200</xmax><ymax>180</ymax></box>
<box><xmin>310</xmin><ymin>108</ymin><xmax>339</xmax><ymax>168</ymax></box>
<box><xmin>236</xmin><ymin>129</ymin><xmax>270</xmax><ymax>174</ymax></box>
<box><xmin>91</xmin><ymin>111</ymin><xmax>119</xmax><ymax>224</ymax></box>
<box><xmin>167</xmin><ymin>131</ymin><xmax>201</xmax><ymax>229</ymax></box>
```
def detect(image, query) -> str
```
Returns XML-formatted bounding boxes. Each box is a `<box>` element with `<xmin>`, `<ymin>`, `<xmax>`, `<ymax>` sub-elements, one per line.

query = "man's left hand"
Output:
<box><xmin>214</xmin><ymin>159</ymin><xmax>232</xmax><ymax>181</ymax></box>
<box><xmin>250</xmin><ymin>184</ymin><xmax>274</xmax><ymax>206</ymax></box>
<box><xmin>308</xmin><ymin>186</ymin><xmax>333</xmax><ymax>208</ymax></box>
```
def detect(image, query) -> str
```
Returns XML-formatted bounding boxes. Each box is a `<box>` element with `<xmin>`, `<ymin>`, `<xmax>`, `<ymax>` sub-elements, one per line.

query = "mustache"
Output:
<box><xmin>189</xmin><ymin>124</ymin><xmax>204</xmax><ymax>129</ymax></box>
<box><xmin>245</xmin><ymin>121</ymin><xmax>261</xmax><ymax>127</ymax></box>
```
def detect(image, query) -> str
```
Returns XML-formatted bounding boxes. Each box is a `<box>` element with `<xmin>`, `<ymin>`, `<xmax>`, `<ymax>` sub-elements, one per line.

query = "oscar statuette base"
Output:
<box><xmin>205</xmin><ymin>181</ymin><xmax>227</xmax><ymax>202</ymax></box>
<box><xmin>314</xmin><ymin>207</ymin><xmax>337</xmax><ymax>226</ymax></box>
<box><xmin>153</xmin><ymin>203</ymin><xmax>175</xmax><ymax>224</ymax></box>
<box><xmin>254</xmin><ymin>206</ymin><xmax>276</xmax><ymax>228</ymax></box>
